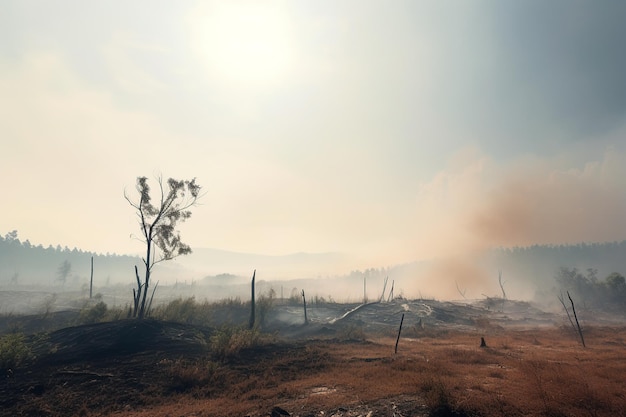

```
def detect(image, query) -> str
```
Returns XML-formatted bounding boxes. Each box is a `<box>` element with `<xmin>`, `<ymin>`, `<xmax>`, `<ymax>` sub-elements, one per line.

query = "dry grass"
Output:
<box><xmin>95</xmin><ymin>326</ymin><xmax>626</xmax><ymax>417</ymax></box>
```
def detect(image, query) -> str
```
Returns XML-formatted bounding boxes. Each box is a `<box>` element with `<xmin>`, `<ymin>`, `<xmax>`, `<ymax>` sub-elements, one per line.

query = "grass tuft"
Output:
<box><xmin>0</xmin><ymin>332</ymin><xmax>33</xmax><ymax>369</ymax></box>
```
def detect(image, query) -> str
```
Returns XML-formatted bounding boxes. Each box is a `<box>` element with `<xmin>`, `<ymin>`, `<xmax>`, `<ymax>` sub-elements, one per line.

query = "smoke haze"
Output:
<box><xmin>1</xmin><ymin>1</ymin><xmax>626</xmax><ymax>301</ymax></box>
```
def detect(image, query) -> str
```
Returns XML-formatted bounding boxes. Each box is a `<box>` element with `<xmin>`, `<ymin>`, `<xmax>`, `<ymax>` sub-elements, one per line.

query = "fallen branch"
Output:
<box><xmin>56</xmin><ymin>370</ymin><xmax>114</xmax><ymax>378</ymax></box>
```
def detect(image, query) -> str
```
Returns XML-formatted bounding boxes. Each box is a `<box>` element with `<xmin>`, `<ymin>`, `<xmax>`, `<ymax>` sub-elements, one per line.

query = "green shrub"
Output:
<box><xmin>210</xmin><ymin>326</ymin><xmax>263</xmax><ymax>361</ymax></box>
<box><xmin>151</xmin><ymin>297</ymin><xmax>214</xmax><ymax>324</ymax></box>
<box><xmin>256</xmin><ymin>288</ymin><xmax>276</xmax><ymax>328</ymax></box>
<box><xmin>78</xmin><ymin>301</ymin><xmax>108</xmax><ymax>325</ymax></box>
<box><xmin>0</xmin><ymin>333</ymin><xmax>33</xmax><ymax>369</ymax></box>
<box><xmin>153</xmin><ymin>297</ymin><xmax>197</xmax><ymax>323</ymax></box>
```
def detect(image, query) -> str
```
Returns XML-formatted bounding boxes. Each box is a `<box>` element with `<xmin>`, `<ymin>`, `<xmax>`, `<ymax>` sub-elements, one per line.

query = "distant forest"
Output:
<box><xmin>1</xmin><ymin>229</ymin><xmax>625</xmax><ymax>300</ymax></box>
<box><xmin>0</xmin><ymin>231</ymin><xmax>140</xmax><ymax>287</ymax></box>
<box><xmin>488</xmin><ymin>241</ymin><xmax>626</xmax><ymax>288</ymax></box>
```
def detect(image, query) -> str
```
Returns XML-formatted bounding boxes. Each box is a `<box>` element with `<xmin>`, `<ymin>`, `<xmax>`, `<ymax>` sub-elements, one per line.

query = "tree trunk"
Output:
<box><xmin>138</xmin><ymin>236</ymin><xmax>152</xmax><ymax>319</ymax></box>
<box><xmin>90</xmin><ymin>256</ymin><xmax>94</xmax><ymax>299</ymax></box>
<box><xmin>302</xmin><ymin>289</ymin><xmax>308</xmax><ymax>325</ymax></box>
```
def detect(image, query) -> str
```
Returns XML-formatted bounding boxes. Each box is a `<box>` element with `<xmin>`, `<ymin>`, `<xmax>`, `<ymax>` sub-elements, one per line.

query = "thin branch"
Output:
<box><xmin>455</xmin><ymin>280</ymin><xmax>467</xmax><ymax>299</ymax></box>
<box><xmin>567</xmin><ymin>291</ymin><xmax>586</xmax><ymax>348</ymax></box>
<box><xmin>558</xmin><ymin>292</ymin><xmax>576</xmax><ymax>332</ymax></box>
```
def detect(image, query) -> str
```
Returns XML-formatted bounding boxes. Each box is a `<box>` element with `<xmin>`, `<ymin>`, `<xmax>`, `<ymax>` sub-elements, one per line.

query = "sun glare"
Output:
<box><xmin>191</xmin><ymin>3</ymin><xmax>295</xmax><ymax>87</ymax></box>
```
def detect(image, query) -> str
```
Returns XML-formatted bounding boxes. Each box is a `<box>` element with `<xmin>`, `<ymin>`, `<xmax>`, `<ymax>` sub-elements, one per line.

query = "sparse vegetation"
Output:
<box><xmin>161</xmin><ymin>357</ymin><xmax>220</xmax><ymax>393</ymax></box>
<box><xmin>555</xmin><ymin>267</ymin><xmax>626</xmax><ymax>312</ymax></box>
<box><xmin>255</xmin><ymin>288</ymin><xmax>275</xmax><ymax>328</ymax></box>
<box><xmin>77</xmin><ymin>300</ymin><xmax>108</xmax><ymax>325</ymax></box>
<box><xmin>336</xmin><ymin>323</ymin><xmax>367</xmax><ymax>341</ymax></box>
<box><xmin>209</xmin><ymin>325</ymin><xmax>266</xmax><ymax>362</ymax></box>
<box><xmin>0</xmin><ymin>332</ymin><xmax>33</xmax><ymax>369</ymax></box>
<box><xmin>1</xmin><ymin>298</ymin><xmax>626</xmax><ymax>416</ymax></box>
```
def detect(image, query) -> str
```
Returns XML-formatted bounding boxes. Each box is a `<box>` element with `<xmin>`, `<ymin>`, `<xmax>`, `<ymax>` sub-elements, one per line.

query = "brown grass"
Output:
<box><xmin>98</xmin><ymin>326</ymin><xmax>626</xmax><ymax>417</ymax></box>
<box><xmin>3</xmin><ymin>325</ymin><xmax>626</xmax><ymax>417</ymax></box>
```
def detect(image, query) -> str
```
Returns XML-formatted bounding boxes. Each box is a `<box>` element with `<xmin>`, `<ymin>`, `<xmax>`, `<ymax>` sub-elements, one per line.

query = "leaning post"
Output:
<box><xmin>249</xmin><ymin>270</ymin><xmax>256</xmax><ymax>329</ymax></box>
<box><xmin>395</xmin><ymin>313</ymin><xmax>405</xmax><ymax>354</ymax></box>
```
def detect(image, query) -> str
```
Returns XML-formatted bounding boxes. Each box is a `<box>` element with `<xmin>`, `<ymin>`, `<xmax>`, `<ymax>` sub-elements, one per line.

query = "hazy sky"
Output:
<box><xmin>2</xmin><ymin>1</ymin><xmax>626</xmax><ymax>271</ymax></box>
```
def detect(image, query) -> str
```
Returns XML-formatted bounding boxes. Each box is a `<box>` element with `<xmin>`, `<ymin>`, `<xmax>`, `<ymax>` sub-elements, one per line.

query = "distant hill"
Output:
<box><xmin>171</xmin><ymin>247</ymin><xmax>349</xmax><ymax>280</ymax></box>
<box><xmin>2</xmin><ymin>230</ymin><xmax>625</xmax><ymax>302</ymax></box>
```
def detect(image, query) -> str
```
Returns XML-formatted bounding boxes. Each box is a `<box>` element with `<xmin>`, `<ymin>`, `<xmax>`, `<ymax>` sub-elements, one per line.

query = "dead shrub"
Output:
<box><xmin>336</xmin><ymin>323</ymin><xmax>366</xmax><ymax>341</ymax></box>
<box><xmin>164</xmin><ymin>358</ymin><xmax>219</xmax><ymax>393</ymax></box>
<box><xmin>446</xmin><ymin>347</ymin><xmax>494</xmax><ymax>365</ymax></box>
<box><xmin>420</xmin><ymin>376</ymin><xmax>453</xmax><ymax>409</ymax></box>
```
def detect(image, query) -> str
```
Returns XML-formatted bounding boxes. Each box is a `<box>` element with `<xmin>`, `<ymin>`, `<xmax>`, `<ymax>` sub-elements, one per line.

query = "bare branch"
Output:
<box><xmin>455</xmin><ymin>280</ymin><xmax>467</xmax><ymax>299</ymax></box>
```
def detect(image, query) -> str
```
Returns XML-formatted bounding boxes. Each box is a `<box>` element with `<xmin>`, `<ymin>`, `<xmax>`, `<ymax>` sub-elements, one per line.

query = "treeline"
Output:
<box><xmin>0</xmin><ymin>231</ymin><xmax>140</xmax><ymax>287</ymax></box>
<box><xmin>488</xmin><ymin>241</ymin><xmax>626</xmax><ymax>291</ymax></box>
<box><xmin>338</xmin><ymin>241</ymin><xmax>626</xmax><ymax>303</ymax></box>
<box><xmin>555</xmin><ymin>267</ymin><xmax>625</xmax><ymax>312</ymax></box>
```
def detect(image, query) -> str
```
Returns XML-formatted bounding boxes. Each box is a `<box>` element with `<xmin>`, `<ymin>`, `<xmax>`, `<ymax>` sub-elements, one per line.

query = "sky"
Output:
<box><xmin>1</xmin><ymin>0</ymin><xmax>626</xmax><ymax>275</ymax></box>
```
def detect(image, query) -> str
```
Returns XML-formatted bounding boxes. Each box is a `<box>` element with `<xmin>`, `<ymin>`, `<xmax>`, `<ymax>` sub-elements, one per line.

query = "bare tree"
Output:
<box><xmin>498</xmin><ymin>270</ymin><xmax>507</xmax><ymax>300</ymax></box>
<box><xmin>57</xmin><ymin>260</ymin><xmax>72</xmax><ymax>286</ymax></box>
<box><xmin>125</xmin><ymin>176</ymin><xmax>202</xmax><ymax>318</ymax></box>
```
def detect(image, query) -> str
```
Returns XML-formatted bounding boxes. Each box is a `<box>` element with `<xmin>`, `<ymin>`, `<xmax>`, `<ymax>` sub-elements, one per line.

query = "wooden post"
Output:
<box><xmin>249</xmin><ymin>270</ymin><xmax>256</xmax><ymax>329</ymax></box>
<box><xmin>387</xmin><ymin>280</ymin><xmax>395</xmax><ymax>302</ymax></box>
<box><xmin>302</xmin><ymin>289</ymin><xmax>308</xmax><ymax>325</ymax></box>
<box><xmin>363</xmin><ymin>277</ymin><xmax>367</xmax><ymax>303</ymax></box>
<box><xmin>89</xmin><ymin>256</ymin><xmax>94</xmax><ymax>299</ymax></box>
<box><xmin>395</xmin><ymin>313</ymin><xmax>404</xmax><ymax>354</ymax></box>
<box><xmin>379</xmin><ymin>276</ymin><xmax>388</xmax><ymax>302</ymax></box>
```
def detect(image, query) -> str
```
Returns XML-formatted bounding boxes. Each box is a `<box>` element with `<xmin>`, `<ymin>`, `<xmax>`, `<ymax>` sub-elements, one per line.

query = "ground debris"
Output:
<box><xmin>272</xmin><ymin>396</ymin><xmax>428</xmax><ymax>417</ymax></box>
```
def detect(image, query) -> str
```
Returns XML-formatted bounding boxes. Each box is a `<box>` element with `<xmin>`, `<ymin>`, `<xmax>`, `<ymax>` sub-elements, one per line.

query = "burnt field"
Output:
<box><xmin>1</xmin><ymin>298</ymin><xmax>626</xmax><ymax>417</ymax></box>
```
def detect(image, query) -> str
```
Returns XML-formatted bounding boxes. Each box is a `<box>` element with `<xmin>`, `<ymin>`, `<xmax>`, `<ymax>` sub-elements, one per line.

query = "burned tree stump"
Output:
<box><xmin>271</xmin><ymin>406</ymin><xmax>290</xmax><ymax>417</ymax></box>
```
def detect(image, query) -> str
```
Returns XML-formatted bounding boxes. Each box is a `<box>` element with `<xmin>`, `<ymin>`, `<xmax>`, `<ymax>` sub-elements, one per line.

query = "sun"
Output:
<box><xmin>190</xmin><ymin>3</ymin><xmax>295</xmax><ymax>87</ymax></box>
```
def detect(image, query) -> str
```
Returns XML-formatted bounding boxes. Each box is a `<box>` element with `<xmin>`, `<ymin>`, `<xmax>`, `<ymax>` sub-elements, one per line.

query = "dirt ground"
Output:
<box><xmin>1</xmin><ymin>299</ymin><xmax>626</xmax><ymax>417</ymax></box>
